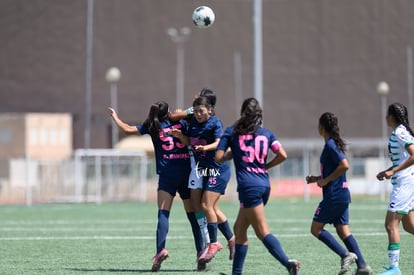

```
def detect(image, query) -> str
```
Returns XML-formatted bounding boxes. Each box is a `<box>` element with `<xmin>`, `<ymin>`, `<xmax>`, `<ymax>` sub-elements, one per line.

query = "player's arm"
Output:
<box><xmin>108</xmin><ymin>107</ymin><xmax>140</xmax><ymax>135</ymax></box>
<box><xmin>169</xmin><ymin>129</ymin><xmax>189</xmax><ymax>145</ymax></box>
<box><xmin>377</xmin><ymin>143</ymin><xmax>414</xmax><ymax>180</ymax></box>
<box><xmin>317</xmin><ymin>158</ymin><xmax>349</xmax><ymax>187</ymax></box>
<box><xmin>265</xmin><ymin>146</ymin><xmax>287</xmax><ymax>170</ymax></box>
<box><xmin>169</xmin><ymin>107</ymin><xmax>192</xmax><ymax>122</ymax></box>
<box><xmin>195</xmin><ymin>138</ymin><xmax>220</xmax><ymax>151</ymax></box>
<box><xmin>215</xmin><ymin>149</ymin><xmax>232</xmax><ymax>163</ymax></box>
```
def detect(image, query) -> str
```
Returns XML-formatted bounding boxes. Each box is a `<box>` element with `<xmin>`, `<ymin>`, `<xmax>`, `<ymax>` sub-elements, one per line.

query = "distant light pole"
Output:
<box><xmin>106</xmin><ymin>67</ymin><xmax>121</xmax><ymax>148</ymax></box>
<box><xmin>377</xmin><ymin>81</ymin><xmax>390</xmax><ymax>201</ymax></box>
<box><xmin>166</xmin><ymin>27</ymin><xmax>191</xmax><ymax>109</ymax></box>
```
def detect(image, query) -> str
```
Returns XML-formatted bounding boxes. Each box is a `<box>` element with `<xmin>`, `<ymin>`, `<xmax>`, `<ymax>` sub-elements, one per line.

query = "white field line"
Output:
<box><xmin>0</xmin><ymin>218</ymin><xmax>385</xmax><ymax>225</ymax></box>
<box><xmin>0</xmin><ymin>231</ymin><xmax>398</xmax><ymax>241</ymax></box>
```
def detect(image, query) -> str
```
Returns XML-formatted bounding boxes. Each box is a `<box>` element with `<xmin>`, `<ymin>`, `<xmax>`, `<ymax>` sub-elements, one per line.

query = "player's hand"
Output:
<box><xmin>108</xmin><ymin>107</ymin><xmax>117</xmax><ymax>118</ymax></box>
<box><xmin>194</xmin><ymin>145</ymin><xmax>205</xmax><ymax>151</ymax></box>
<box><xmin>376</xmin><ymin>170</ymin><xmax>393</xmax><ymax>181</ymax></box>
<box><xmin>169</xmin><ymin>128</ymin><xmax>182</xmax><ymax>137</ymax></box>
<box><xmin>305</xmin><ymin>175</ymin><xmax>319</xmax><ymax>184</ymax></box>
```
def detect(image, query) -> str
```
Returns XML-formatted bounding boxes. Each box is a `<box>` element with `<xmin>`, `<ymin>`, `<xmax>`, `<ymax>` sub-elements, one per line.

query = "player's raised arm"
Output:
<box><xmin>108</xmin><ymin>107</ymin><xmax>140</xmax><ymax>134</ymax></box>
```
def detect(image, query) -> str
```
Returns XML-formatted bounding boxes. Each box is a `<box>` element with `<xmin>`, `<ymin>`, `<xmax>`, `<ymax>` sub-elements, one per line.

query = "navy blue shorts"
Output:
<box><xmin>203</xmin><ymin>165</ymin><xmax>231</xmax><ymax>195</ymax></box>
<box><xmin>238</xmin><ymin>186</ymin><xmax>270</xmax><ymax>208</ymax></box>
<box><xmin>313</xmin><ymin>201</ymin><xmax>349</xmax><ymax>226</ymax></box>
<box><xmin>158</xmin><ymin>172</ymin><xmax>190</xmax><ymax>200</ymax></box>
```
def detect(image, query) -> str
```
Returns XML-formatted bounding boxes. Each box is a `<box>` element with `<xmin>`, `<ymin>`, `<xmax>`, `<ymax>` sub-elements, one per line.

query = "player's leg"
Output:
<box><xmin>212</xmin><ymin>168</ymin><xmax>235</xmax><ymax>260</ymax></box>
<box><xmin>337</xmin><ymin>224</ymin><xmax>370</xmax><ymax>274</ymax></box>
<box><xmin>199</xmin><ymin>190</ymin><xmax>222</xmax><ymax>262</ymax></box>
<box><xmin>312</xmin><ymin>219</ymin><xmax>349</xmax><ymax>258</ymax></box>
<box><xmin>248</xmin><ymin>203</ymin><xmax>290</xmax><ymax>266</ymax></box>
<box><xmin>311</xmin><ymin>202</ymin><xmax>348</xmax><ymax>257</ymax></box>
<box><xmin>232</xmin><ymin>208</ymin><xmax>250</xmax><ymax>275</ymax></box>
<box><xmin>182</xmin><ymin>197</ymin><xmax>206</xmax><ymax>270</ymax></box>
<box><xmin>214</xmin><ymin>202</ymin><xmax>235</xmax><ymax>260</ymax></box>
<box><xmin>247</xmin><ymin>188</ymin><xmax>300</xmax><ymax>274</ymax></box>
<box><xmin>180</xmin><ymin>181</ymin><xmax>204</xmax><ymax>258</ymax></box>
<box><xmin>398</xmin><ymin>179</ymin><xmax>414</xmax><ymax>235</ymax></box>
<box><xmin>152</xmin><ymin>189</ymin><xmax>174</xmax><ymax>271</ymax></box>
<box><xmin>335</xmin><ymin>205</ymin><xmax>370</xmax><ymax>273</ymax></box>
<box><xmin>190</xmin><ymin>188</ymin><xmax>209</xmax><ymax>248</ymax></box>
<box><xmin>156</xmin><ymin>190</ymin><xmax>174</xmax><ymax>251</ymax></box>
<box><xmin>380</xmin><ymin>211</ymin><xmax>402</xmax><ymax>274</ymax></box>
<box><xmin>401</xmin><ymin>210</ymin><xmax>414</xmax><ymax>234</ymax></box>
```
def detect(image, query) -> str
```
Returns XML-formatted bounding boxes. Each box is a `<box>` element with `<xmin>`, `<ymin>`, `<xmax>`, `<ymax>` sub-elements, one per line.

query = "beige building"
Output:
<box><xmin>0</xmin><ymin>113</ymin><xmax>72</xmax><ymax>160</ymax></box>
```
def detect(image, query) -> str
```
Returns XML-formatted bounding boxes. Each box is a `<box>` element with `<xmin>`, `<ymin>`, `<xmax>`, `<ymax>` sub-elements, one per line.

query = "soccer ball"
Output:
<box><xmin>192</xmin><ymin>6</ymin><xmax>215</xmax><ymax>29</ymax></box>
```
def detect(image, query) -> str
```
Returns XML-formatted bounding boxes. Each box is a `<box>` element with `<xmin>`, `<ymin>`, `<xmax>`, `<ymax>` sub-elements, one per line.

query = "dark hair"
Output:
<box><xmin>388</xmin><ymin>102</ymin><xmax>414</xmax><ymax>137</ymax></box>
<box><xmin>319</xmin><ymin>112</ymin><xmax>346</xmax><ymax>152</ymax></box>
<box><xmin>199</xmin><ymin>88</ymin><xmax>216</xmax><ymax>115</ymax></box>
<box><xmin>200</xmin><ymin>88</ymin><xmax>216</xmax><ymax>107</ymax></box>
<box><xmin>233</xmin><ymin>97</ymin><xmax>263</xmax><ymax>134</ymax></box>
<box><xmin>193</xmin><ymin>95</ymin><xmax>212</xmax><ymax>109</ymax></box>
<box><xmin>143</xmin><ymin>101</ymin><xmax>169</xmax><ymax>136</ymax></box>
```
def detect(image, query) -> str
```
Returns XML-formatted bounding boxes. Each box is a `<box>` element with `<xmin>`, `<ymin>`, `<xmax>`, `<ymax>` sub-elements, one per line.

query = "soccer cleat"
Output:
<box><xmin>338</xmin><ymin>252</ymin><xmax>358</xmax><ymax>275</ymax></box>
<box><xmin>378</xmin><ymin>266</ymin><xmax>401</xmax><ymax>275</ymax></box>
<box><xmin>151</xmin><ymin>248</ymin><xmax>169</xmax><ymax>272</ymax></box>
<box><xmin>197</xmin><ymin>249</ymin><xmax>208</xmax><ymax>271</ymax></box>
<box><xmin>199</xmin><ymin>242</ymin><xmax>222</xmax><ymax>263</ymax></box>
<box><xmin>354</xmin><ymin>264</ymin><xmax>372</xmax><ymax>275</ymax></box>
<box><xmin>287</xmin><ymin>259</ymin><xmax>300</xmax><ymax>275</ymax></box>
<box><xmin>227</xmin><ymin>237</ymin><xmax>235</xmax><ymax>260</ymax></box>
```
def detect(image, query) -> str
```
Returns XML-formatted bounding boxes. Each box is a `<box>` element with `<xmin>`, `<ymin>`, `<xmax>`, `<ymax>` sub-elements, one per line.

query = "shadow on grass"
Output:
<box><xmin>66</xmin><ymin>268</ymin><xmax>198</xmax><ymax>273</ymax></box>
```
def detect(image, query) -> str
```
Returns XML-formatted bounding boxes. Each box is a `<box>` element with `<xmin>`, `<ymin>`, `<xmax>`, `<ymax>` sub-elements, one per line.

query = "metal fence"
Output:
<box><xmin>0</xmin><ymin>138</ymin><xmax>392</xmax><ymax>205</ymax></box>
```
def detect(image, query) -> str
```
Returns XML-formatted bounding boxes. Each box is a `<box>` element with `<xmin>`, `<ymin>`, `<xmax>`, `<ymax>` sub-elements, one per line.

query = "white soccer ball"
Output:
<box><xmin>192</xmin><ymin>6</ymin><xmax>215</xmax><ymax>29</ymax></box>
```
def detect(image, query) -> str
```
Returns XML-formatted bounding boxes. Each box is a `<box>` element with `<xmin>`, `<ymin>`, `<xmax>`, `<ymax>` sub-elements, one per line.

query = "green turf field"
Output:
<box><xmin>0</xmin><ymin>198</ymin><xmax>413</xmax><ymax>274</ymax></box>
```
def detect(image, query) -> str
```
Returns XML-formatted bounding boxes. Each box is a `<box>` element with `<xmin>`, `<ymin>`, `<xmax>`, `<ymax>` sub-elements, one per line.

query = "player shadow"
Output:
<box><xmin>66</xmin><ymin>267</ymin><xmax>198</xmax><ymax>273</ymax></box>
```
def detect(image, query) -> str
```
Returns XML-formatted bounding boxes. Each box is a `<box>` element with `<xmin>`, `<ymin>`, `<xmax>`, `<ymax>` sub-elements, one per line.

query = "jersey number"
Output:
<box><xmin>239</xmin><ymin>134</ymin><xmax>268</xmax><ymax>164</ymax></box>
<box><xmin>160</xmin><ymin>126</ymin><xmax>185</xmax><ymax>151</ymax></box>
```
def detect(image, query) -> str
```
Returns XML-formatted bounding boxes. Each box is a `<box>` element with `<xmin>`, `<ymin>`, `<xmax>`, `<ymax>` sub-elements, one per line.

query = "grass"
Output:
<box><xmin>0</xmin><ymin>197</ymin><xmax>413</xmax><ymax>274</ymax></box>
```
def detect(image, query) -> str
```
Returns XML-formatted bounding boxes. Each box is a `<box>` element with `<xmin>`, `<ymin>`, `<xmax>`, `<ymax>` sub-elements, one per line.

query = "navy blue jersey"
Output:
<box><xmin>320</xmin><ymin>137</ymin><xmax>350</xmax><ymax>203</ymax></box>
<box><xmin>217</xmin><ymin>125</ymin><xmax>281</xmax><ymax>190</ymax></box>
<box><xmin>137</xmin><ymin>120</ymin><xmax>190</xmax><ymax>176</ymax></box>
<box><xmin>184</xmin><ymin>116</ymin><xmax>229</xmax><ymax>171</ymax></box>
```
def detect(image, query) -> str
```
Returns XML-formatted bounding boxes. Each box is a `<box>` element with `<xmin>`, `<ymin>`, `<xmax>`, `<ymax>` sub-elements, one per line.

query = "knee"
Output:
<box><xmin>310</xmin><ymin>227</ymin><xmax>320</xmax><ymax>238</ymax></box>
<box><xmin>402</xmin><ymin>221</ymin><xmax>414</xmax><ymax>234</ymax></box>
<box><xmin>384</xmin><ymin>221</ymin><xmax>397</xmax><ymax>235</ymax></box>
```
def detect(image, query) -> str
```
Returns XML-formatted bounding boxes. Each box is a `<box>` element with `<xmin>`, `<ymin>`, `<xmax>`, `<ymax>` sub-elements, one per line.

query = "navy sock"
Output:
<box><xmin>218</xmin><ymin>220</ymin><xmax>234</xmax><ymax>241</ymax></box>
<box><xmin>318</xmin><ymin>229</ymin><xmax>347</xmax><ymax>257</ymax></box>
<box><xmin>207</xmin><ymin>222</ymin><xmax>218</xmax><ymax>243</ymax></box>
<box><xmin>343</xmin><ymin>234</ymin><xmax>366</xmax><ymax>267</ymax></box>
<box><xmin>186</xmin><ymin>212</ymin><xmax>204</xmax><ymax>254</ymax></box>
<box><xmin>232</xmin><ymin>244</ymin><xmax>248</xmax><ymax>275</ymax></box>
<box><xmin>262</xmin><ymin>233</ymin><xmax>289</xmax><ymax>267</ymax></box>
<box><xmin>156</xmin><ymin>209</ymin><xmax>170</xmax><ymax>253</ymax></box>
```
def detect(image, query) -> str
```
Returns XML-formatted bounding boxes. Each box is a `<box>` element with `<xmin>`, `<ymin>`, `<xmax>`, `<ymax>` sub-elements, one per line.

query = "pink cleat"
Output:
<box><xmin>199</xmin><ymin>242</ymin><xmax>222</xmax><ymax>263</ymax></box>
<box><xmin>151</xmin><ymin>248</ymin><xmax>169</xmax><ymax>272</ymax></box>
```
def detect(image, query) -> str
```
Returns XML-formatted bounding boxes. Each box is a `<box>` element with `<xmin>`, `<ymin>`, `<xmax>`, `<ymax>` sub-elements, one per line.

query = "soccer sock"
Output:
<box><xmin>207</xmin><ymin>222</ymin><xmax>219</xmax><ymax>243</ymax></box>
<box><xmin>387</xmin><ymin>242</ymin><xmax>400</xmax><ymax>267</ymax></box>
<box><xmin>343</xmin><ymin>234</ymin><xmax>366</xmax><ymax>268</ymax></box>
<box><xmin>262</xmin><ymin>233</ymin><xmax>289</xmax><ymax>267</ymax></box>
<box><xmin>195</xmin><ymin>211</ymin><xmax>210</xmax><ymax>247</ymax></box>
<box><xmin>318</xmin><ymin>229</ymin><xmax>347</xmax><ymax>257</ymax></box>
<box><xmin>186</xmin><ymin>212</ymin><xmax>204</xmax><ymax>254</ymax></box>
<box><xmin>156</xmin><ymin>209</ymin><xmax>170</xmax><ymax>253</ymax></box>
<box><xmin>218</xmin><ymin>220</ymin><xmax>234</xmax><ymax>241</ymax></box>
<box><xmin>232</xmin><ymin>244</ymin><xmax>248</xmax><ymax>275</ymax></box>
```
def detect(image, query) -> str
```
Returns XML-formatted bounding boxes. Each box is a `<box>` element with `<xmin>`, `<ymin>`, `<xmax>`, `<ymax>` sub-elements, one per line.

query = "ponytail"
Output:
<box><xmin>319</xmin><ymin>112</ymin><xmax>346</xmax><ymax>152</ymax></box>
<box><xmin>143</xmin><ymin>101</ymin><xmax>169</xmax><ymax>136</ymax></box>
